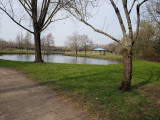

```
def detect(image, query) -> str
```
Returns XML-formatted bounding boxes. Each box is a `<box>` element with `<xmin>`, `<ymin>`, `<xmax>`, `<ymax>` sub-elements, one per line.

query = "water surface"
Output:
<box><xmin>0</xmin><ymin>54</ymin><xmax>119</xmax><ymax>65</ymax></box>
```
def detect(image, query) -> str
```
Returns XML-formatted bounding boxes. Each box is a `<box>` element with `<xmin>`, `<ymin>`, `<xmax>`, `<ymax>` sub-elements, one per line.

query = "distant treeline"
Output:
<box><xmin>0</xmin><ymin>32</ymin><xmax>55</xmax><ymax>54</ymax></box>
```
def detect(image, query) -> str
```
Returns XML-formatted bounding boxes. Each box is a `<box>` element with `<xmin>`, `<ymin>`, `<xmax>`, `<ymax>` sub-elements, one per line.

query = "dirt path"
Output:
<box><xmin>0</xmin><ymin>67</ymin><xmax>87</xmax><ymax>120</ymax></box>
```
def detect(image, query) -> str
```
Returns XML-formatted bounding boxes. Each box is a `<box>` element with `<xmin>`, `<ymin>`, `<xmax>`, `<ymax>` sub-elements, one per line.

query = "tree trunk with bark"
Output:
<box><xmin>34</xmin><ymin>32</ymin><xmax>43</xmax><ymax>63</ymax></box>
<box><xmin>118</xmin><ymin>47</ymin><xmax>132</xmax><ymax>91</ymax></box>
<box><xmin>85</xmin><ymin>47</ymin><xmax>86</xmax><ymax>55</ymax></box>
<box><xmin>32</xmin><ymin>0</ymin><xmax>43</xmax><ymax>63</ymax></box>
<box><xmin>76</xmin><ymin>50</ymin><xmax>77</xmax><ymax>55</ymax></box>
<box><xmin>76</xmin><ymin>47</ymin><xmax>78</xmax><ymax>55</ymax></box>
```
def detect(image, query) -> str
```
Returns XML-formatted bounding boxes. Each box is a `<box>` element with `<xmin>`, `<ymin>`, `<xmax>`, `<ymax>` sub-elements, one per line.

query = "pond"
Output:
<box><xmin>0</xmin><ymin>54</ymin><xmax>119</xmax><ymax>65</ymax></box>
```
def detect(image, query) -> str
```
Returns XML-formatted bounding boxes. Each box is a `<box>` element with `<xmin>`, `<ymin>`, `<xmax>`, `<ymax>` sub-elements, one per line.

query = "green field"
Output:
<box><xmin>64</xmin><ymin>51</ymin><xmax>123</xmax><ymax>61</ymax></box>
<box><xmin>0</xmin><ymin>48</ymin><xmax>65</xmax><ymax>55</ymax></box>
<box><xmin>0</xmin><ymin>58</ymin><xmax>159</xmax><ymax>120</ymax></box>
<box><xmin>0</xmin><ymin>48</ymin><xmax>35</xmax><ymax>54</ymax></box>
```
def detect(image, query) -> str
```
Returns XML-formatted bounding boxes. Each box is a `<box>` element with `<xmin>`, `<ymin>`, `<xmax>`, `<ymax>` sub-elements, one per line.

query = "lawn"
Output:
<box><xmin>0</xmin><ymin>48</ymin><xmax>35</xmax><ymax>54</ymax></box>
<box><xmin>64</xmin><ymin>51</ymin><xmax>123</xmax><ymax>61</ymax></box>
<box><xmin>0</xmin><ymin>58</ymin><xmax>159</xmax><ymax>120</ymax></box>
<box><xmin>0</xmin><ymin>48</ymin><xmax>65</xmax><ymax>55</ymax></box>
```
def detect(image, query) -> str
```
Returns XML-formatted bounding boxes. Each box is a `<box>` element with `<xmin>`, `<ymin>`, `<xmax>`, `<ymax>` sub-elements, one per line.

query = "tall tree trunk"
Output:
<box><xmin>76</xmin><ymin>47</ymin><xmax>77</xmax><ymax>56</ymax></box>
<box><xmin>34</xmin><ymin>32</ymin><xmax>44</xmax><ymax>63</ymax></box>
<box><xmin>118</xmin><ymin>48</ymin><xmax>132</xmax><ymax>91</ymax></box>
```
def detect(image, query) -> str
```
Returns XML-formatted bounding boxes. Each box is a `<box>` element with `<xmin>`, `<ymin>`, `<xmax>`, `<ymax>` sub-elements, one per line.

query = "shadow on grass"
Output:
<box><xmin>132</xmin><ymin>72</ymin><xmax>160</xmax><ymax>88</ymax></box>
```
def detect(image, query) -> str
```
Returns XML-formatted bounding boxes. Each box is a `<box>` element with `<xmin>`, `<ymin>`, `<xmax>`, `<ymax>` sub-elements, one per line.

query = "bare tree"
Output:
<box><xmin>8</xmin><ymin>40</ymin><xmax>16</xmax><ymax>49</ymax></box>
<box><xmin>80</xmin><ymin>35</ymin><xmax>93</xmax><ymax>55</ymax></box>
<box><xmin>24</xmin><ymin>32</ymin><xmax>32</xmax><ymax>52</ymax></box>
<box><xmin>65</xmin><ymin>0</ymin><xmax>147</xmax><ymax>91</ymax></box>
<box><xmin>105</xmin><ymin>42</ymin><xmax>117</xmax><ymax>53</ymax></box>
<box><xmin>0</xmin><ymin>0</ymin><xmax>68</xmax><ymax>62</ymax></box>
<box><xmin>0</xmin><ymin>39</ymin><xmax>7</xmax><ymax>51</ymax></box>
<box><xmin>15</xmin><ymin>33</ymin><xmax>23</xmax><ymax>50</ymax></box>
<box><xmin>145</xmin><ymin>0</ymin><xmax>160</xmax><ymax>27</ymax></box>
<box><xmin>41</xmin><ymin>33</ymin><xmax>54</xmax><ymax>54</ymax></box>
<box><xmin>41</xmin><ymin>37</ymin><xmax>46</xmax><ymax>53</ymax></box>
<box><xmin>65</xmin><ymin>32</ymin><xmax>81</xmax><ymax>55</ymax></box>
<box><xmin>46</xmin><ymin>33</ymin><xmax>54</xmax><ymax>54</ymax></box>
<box><xmin>144</xmin><ymin>0</ymin><xmax>160</xmax><ymax>54</ymax></box>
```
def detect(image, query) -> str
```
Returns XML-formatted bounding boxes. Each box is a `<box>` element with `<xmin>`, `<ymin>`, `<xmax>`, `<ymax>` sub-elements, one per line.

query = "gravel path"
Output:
<box><xmin>0</xmin><ymin>67</ymin><xmax>87</xmax><ymax>120</ymax></box>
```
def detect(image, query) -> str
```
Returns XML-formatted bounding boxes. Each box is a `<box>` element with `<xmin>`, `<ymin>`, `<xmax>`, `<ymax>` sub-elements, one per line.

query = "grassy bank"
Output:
<box><xmin>64</xmin><ymin>51</ymin><xmax>123</xmax><ymax>61</ymax></box>
<box><xmin>0</xmin><ymin>49</ymin><xmax>65</xmax><ymax>55</ymax></box>
<box><xmin>0</xmin><ymin>59</ymin><xmax>159</xmax><ymax>120</ymax></box>
<box><xmin>0</xmin><ymin>49</ymin><xmax>35</xmax><ymax>54</ymax></box>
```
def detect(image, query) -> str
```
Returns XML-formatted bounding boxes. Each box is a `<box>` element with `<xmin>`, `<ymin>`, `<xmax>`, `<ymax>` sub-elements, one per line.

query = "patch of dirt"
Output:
<box><xmin>141</xmin><ymin>85</ymin><xmax>160</xmax><ymax>105</ymax></box>
<box><xmin>139</xmin><ymin>85</ymin><xmax>160</xmax><ymax>118</ymax></box>
<box><xmin>0</xmin><ymin>67</ymin><xmax>95</xmax><ymax>120</ymax></box>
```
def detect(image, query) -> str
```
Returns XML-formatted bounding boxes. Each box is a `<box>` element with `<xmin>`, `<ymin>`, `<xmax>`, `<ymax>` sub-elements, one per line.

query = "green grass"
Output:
<box><xmin>0</xmin><ymin>48</ymin><xmax>35</xmax><ymax>54</ymax></box>
<box><xmin>0</xmin><ymin>59</ymin><xmax>159</xmax><ymax>120</ymax></box>
<box><xmin>64</xmin><ymin>51</ymin><xmax>123</xmax><ymax>61</ymax></box>
<box><xmin>0</xmin><ymin>49</ymin><xmax>64</xmax><ymax>54</ymax></box>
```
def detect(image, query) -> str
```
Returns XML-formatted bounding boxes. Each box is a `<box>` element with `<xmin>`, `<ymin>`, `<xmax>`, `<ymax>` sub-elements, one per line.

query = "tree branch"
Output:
<box><xmin>81</xmin><ymin>19</ymin><xmax>120</xmax><ymax>43</ymax></box>
<box><xmin>0</xmin><ymin>7</ymin><xmax>34</xmax><ymax>34</ymax></box>
<box><xmin>129</xmin><ymin>0</ymin><xmax>136</xmax><ymax>14</ymax></box>
<box><xmin>122</xmin><ymin>0</ymin><xmax>133</xmax><ymax>41</ymax></box>
<box><xmin>18</xmin><ymin>0</ymin><xmax>32</xmax><ymax>17</ymax></box>
<box><xmin>42</xmin><ymin>1</ymin><xmax>61</xmax><ymax>29</ymax></box>
<box><xmin>110</xmin><ymin>0</ymin><xmax>127</xmax><ymax>39</ymax></box>
<box><xmin>134</xmin><ymin>0</ymin><xmax>148</xmax><ymax>40</ymax></box>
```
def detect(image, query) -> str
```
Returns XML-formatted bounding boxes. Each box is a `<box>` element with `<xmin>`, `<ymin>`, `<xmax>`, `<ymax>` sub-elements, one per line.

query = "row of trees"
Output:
<box><xmin>41</xmin><ymin>33</ymin><xmax>54</xmax><ymax>54</ymax></box>
<box><xmin>0</xmin><ymin>39</ymin><xmax>15</xmax><ymax>50</ymax></box>
<box><xmin>65</xmin><ymin>32</ymin><xmax>93</xmax><ymax>55</ymax></box>
<box><xmin>0</xmin><ymin>32</ymin><xmax>33</xmax><ymax>51</ymax></box>
<box><xmin>15</xmin><ymin>32</ymin><xmax>33</xmax><ymax>51</ymax></box>
<box><xmin>0</xmin><ymin>32</ymin><xmax>54</xmax><ymax>54</ymax></box>
<box><xmin>1</xmin><ymin>31</ymin><xmax>96</xmax><ymax>55</ymax></box>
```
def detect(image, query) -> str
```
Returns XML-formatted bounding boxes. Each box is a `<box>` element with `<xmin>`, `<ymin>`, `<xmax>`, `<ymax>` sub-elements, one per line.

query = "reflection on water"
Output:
<box><xmin>0</xmin><ymin>54</ymin><xmax>119</xmax><ymax>65</ymax></box>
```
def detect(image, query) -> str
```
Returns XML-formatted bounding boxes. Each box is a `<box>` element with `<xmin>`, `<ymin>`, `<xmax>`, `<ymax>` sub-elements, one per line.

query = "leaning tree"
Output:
<box><xmin>65</xmin><ymin>0</ymin><xmax>147</xmax><ymax>91</ymax></box>
<box><xmin>0</xmin><ymin>0</ymin><xmax>68</xmax><ymax>62</ymax></box>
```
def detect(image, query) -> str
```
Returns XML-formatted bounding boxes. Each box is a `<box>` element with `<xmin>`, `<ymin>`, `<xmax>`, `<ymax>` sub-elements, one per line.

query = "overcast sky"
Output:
<box><xmin>0</xmin><ymin>0</ymin><xmax>144</xmax><ymax>46</ymax></box>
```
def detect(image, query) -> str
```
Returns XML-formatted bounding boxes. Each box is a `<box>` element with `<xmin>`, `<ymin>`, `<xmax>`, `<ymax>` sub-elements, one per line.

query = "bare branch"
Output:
<box><xmin>9</xmin><ymin>0</ymin><xmax>14</xmax><ymax>17</ymax></box>
<box><xmin>65</xmin><ymin>0</ymin><xmax>121</xmax><ymax>43</ymax></box>
<box><xmin>129</xmin><ymin>0</ymin><xmax>136</xmax><ymax>14</ymax></box>
<box><xmin>139</xmin><ymin>0</ymin><xmax>148</xmax><ymax>7</ymax></box>
<box><xmin>22</xmin><ymin>0</ymin><xmax>32</xmax><ymax>10</ymax></box>
<box><xmin>81</xmin><ymin>19</ymin><xmax>120</xmax><ymax>43</ymax></box>
<box><xmin>0</xmin><ymin>6</ymin><xmax>34</xmax><ymax>34</ymax></box>
<box><xmin>38</xmin><ymin>0</ymin><xmax>50</xmax><ymax>24</ymax></box>
<box><xmin>18</xmin><ymin>0</ymin><xmax>32</xmax><ymax>17</ymax></box>
<box><xmin>42</xmin><ymin>6</ymin><xmax>61</xmax><ymax>30</ymax></box>
<box><xmin>110</xmin><ymin>0</ymin><xmax>127</xmax><ymax>39</ymax></box>
<box><xmin>134</xmin><ymin>0</ymin><xmax>148</xmax><ymax>40</ymax></box>
<box><xmin>122</xmin><ymin>0</ymin><xmax>133</xmax><ymax>41</ymax></box>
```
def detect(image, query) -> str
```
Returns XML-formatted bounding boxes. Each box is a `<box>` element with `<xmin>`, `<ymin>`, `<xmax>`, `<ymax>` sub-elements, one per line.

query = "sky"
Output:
<box><xmin>0</xmin><ymin>0</ymin><xmax>143</xmax><ymax>46</ymax></box>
